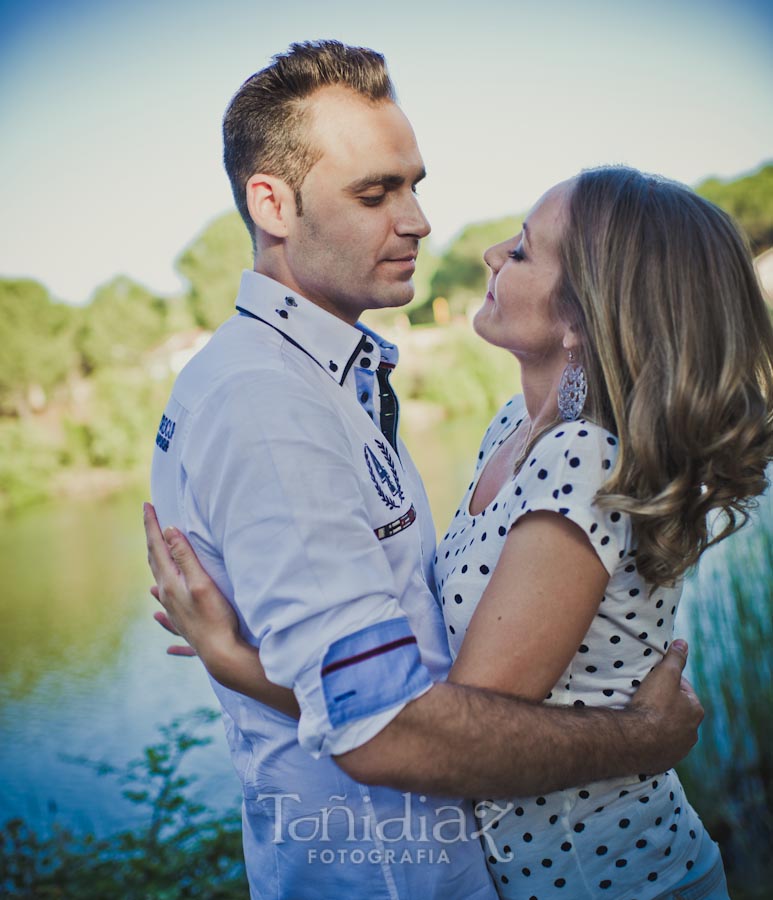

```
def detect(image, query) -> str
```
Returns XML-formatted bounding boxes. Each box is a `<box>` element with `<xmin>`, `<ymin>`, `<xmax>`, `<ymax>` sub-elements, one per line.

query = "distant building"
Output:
<box><xmin>146</xmin><ymin>329</ymin><xmax>211</xmax><ymax>380</ymax></box>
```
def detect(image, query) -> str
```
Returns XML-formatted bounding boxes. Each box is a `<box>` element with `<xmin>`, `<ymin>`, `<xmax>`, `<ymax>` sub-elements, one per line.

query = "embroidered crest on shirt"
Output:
<box><xmin>364</xmin><ymin>439</ymin><xmax>404</xmax><ymax>509</ymax></box>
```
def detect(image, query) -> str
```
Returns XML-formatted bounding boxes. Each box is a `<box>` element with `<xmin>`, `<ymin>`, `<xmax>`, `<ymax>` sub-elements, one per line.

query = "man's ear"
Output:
<box><xmin>245</xmin><ymin>174</ymin><xmax>295</xmax><ymax>238</ymax></box>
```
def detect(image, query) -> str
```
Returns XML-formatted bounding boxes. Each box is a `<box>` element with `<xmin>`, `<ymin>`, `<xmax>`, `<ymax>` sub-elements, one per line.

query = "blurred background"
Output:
<box><xmin>1</xmin><ymin>0</ymin><xmax>771</xmax><ymax>896</ymax></box>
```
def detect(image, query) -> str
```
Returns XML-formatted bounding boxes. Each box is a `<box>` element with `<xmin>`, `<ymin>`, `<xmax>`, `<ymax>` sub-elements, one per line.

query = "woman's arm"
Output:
<box><xmin>449</xmin><ymin>510</ymin><xmax>610</xmax><ymax>701</ymax></box>
<box><xmin>144</xmin><ymin>503</ymin><xmax>300</xmax><ymax>719</ymax></box>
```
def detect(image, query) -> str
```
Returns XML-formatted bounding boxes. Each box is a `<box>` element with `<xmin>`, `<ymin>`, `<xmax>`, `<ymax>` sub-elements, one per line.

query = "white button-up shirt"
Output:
<box><xmin>151</xmin><ymin>271</ymin><xmax>497</xmax><ymax>900</ymax></box>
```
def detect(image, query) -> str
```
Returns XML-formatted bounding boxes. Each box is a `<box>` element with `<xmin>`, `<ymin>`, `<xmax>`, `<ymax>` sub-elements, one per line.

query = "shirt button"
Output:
<box><xmin>329</xmin><ymin>361</ymin><xmax>338</xmax><ymax>372</ymax></box>
<box><xmin>360</xmin><ymin>357</ymin><xmax>371</xmax><ymax>368</ymax></box>
<box><xmin>360</xmin><ymin>391</ymin><xmax>369</xmax><ymax>402</ymax></box>
<box><xmin>362</xmin><ymin>341</ymin><xmax>374</xmax><ymax>353</ymax></box>
<box><xmin>284</xmin><ymin>295</ymin><xmax>298</xmax><ymax>307</ymax></box>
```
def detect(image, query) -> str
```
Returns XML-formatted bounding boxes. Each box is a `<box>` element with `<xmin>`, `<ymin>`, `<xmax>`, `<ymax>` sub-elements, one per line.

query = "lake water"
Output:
<box><xmin>0</xmin><ymin>489</ymin><xmax>240</xmax><ymax>834</ymax></box>
<box><xmin>1</xmin><ymin>415</ymin><xmax>770</xmax><ymax>838</ymax></box>
<box><xmin>0</xmin><ymin>413</ymin><xmax>495</xmax><ymax>837</ymax></box>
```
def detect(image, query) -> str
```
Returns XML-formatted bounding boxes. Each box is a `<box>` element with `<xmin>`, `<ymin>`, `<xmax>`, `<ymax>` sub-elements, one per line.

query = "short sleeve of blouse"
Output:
<box><xmin>505</xmin><ymin>419</ymin><xmax>630</xmax><ymax>575</ymax></box>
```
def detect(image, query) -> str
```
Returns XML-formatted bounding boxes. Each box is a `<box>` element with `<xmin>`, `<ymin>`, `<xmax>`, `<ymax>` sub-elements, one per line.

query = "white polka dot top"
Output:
<box><xmin>434</xmin><ymin>395</ymin><xmax>706</xmax><ymax>899</ymax></box>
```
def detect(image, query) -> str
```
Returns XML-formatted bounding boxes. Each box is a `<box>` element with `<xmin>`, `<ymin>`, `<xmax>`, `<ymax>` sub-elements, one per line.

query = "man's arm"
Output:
<box><xmin>146</xmin><ymin>505</ymin><xmax>702</xmax><ymax>798</ymax></box>
<box><xmin>336</xmin><ymin>648</ymin><xmax>700</xmax><ymax>797</ymax></box>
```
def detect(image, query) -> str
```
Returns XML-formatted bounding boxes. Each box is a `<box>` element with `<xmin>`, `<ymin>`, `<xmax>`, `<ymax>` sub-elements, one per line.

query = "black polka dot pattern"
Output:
<box><xmin>433</xmin><ymin>395</ymin><xmax>703</xmax><ymax>897</ymax></box>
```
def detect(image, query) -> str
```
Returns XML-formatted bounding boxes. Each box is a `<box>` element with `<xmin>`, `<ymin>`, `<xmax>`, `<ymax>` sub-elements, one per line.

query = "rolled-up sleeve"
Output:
<box><xmin>181</xmin><ymin>369</ymin><xmax>432</xmax><ymax>757</ymax></box>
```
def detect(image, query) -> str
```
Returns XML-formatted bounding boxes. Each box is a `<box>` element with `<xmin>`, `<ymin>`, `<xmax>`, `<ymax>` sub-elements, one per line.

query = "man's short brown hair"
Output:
<box><xmin>223</xmin><ymin>40</ymin><xmax>396</xmax><ymax>240</ymax></box>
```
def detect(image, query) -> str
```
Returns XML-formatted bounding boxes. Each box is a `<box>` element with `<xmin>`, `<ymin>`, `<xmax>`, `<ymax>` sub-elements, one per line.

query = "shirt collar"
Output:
<box><xmin>357</xmin><ymin>322</ymin><xmax>399</xmax><ymax>369</ymax></box>
<box><xmin>235</xmin><ymin>270</ymin><xmax>398</xmax><ymax>384</ymax></box>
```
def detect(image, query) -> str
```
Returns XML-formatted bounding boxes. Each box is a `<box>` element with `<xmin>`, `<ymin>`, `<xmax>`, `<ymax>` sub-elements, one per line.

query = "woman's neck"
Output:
<box><xmin>519</xmin><ymin>354</ymin><xmax>566</xmax><ymax>433</ymax></box>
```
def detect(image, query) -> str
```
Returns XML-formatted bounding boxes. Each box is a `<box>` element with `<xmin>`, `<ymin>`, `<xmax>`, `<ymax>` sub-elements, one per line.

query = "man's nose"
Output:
<box><xmin>396</xmin><ymin>194</ymin><xmax>431</xmax><ymax>238</ymax></box>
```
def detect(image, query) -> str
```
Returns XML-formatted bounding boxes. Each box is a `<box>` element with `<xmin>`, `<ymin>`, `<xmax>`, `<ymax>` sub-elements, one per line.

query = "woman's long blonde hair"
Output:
<box><xmin>554</xmin><ymin>166</ymin><xmax>773</xmax><ymax>586</ymax></box>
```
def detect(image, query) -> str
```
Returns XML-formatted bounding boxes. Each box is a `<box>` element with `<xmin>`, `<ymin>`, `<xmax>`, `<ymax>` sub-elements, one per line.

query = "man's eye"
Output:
<box><xmin>508</xmin><ymin>246</ymin><xmax>526</xmax><ymax>261</ymax></box>
<box><xmin>360</xmin><ymin>195</ymin><xmax>385</xmax><ymax>207</ymax></box>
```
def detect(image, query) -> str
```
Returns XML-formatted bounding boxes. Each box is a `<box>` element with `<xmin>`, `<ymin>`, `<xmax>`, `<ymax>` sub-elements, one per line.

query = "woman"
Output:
<box><xmin>146</xmin><ymin>166</ymin><xmax>773</xmax><ymax>898</ymax></box>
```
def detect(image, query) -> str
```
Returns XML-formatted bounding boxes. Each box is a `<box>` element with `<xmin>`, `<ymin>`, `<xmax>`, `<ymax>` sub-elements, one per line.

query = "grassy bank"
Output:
<box><xmin>0</xmin><ymin>368</ymin><xmax>177</xmax><ymax>516</ymax></box>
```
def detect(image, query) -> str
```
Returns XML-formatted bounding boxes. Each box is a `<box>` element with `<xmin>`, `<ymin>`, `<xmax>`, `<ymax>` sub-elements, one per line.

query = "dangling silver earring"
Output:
<box><xmin>558</xmin><ymin>350</ymin><xmax>587</xmax><ymax>421</ymax></box>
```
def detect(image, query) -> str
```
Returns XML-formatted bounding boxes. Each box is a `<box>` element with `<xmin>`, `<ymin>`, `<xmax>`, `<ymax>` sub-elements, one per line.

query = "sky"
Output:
<box><xmin>0</xmin><ymin>0</ymin><xmax>771</xmax><ymax>304</ymax></box>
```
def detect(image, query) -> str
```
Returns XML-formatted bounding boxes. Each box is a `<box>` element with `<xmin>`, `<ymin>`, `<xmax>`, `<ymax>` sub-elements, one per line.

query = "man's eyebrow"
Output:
<box><xmin>522</xmin><ymin>221</ymin><xmax>530</xmax><ymax>246</ymax></box>
<box><xmin>345</xmin><ymin>168</ymin><xmax>427</xmax><ymax>194</ymax></box>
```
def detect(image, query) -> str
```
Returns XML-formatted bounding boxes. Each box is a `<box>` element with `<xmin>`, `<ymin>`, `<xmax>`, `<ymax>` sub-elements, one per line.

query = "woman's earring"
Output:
<box><xmin>557</xmin><ymin>350</ymin><xmax>587</xmax><ymax>421</ymax></box>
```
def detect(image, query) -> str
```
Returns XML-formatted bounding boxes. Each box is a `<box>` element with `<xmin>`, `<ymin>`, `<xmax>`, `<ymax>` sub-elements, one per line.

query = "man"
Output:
<box><xmin>148</xmin><ymin>40</ymin><xmax>702</xmax><ymax>899</ymax></box>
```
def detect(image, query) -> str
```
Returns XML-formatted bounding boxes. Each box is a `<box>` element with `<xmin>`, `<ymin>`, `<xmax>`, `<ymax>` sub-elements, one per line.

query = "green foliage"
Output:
<box><xmin>392</xmin><ymin>321</ymin><xmax>519</xmax><ymax>421</ymax></box>
<box><xmin>695</xmin><ymin>162</ymin><xmax>773</xmax><ymax>253</ymax></box>
<box><xmin>400</xmin><ymin>242</ymin><xmax>442</xmax><ymax>324</ymax></box>
<box><xmin>76</xmin><ymin>276</ymin><xmax>173</xmax><ymax>373</ymax></box>
<box><xmin>0</xmin><ymin>364</ymin><xmax>175</xmax><ymax>512</ymax></box>
<box><xmin>413</xmin><ymin>242</ymin><xmax>440</xmax><ymax>309</ymax></box>
<box><xmin>0</xmin><ymin>279</ymin><xmax>78</xmax><ymax>416</ymax></box>
<box><xmin>677</xmin><ymin>510</ymin><xmax>773</xmax><ymax>892</ymax></box>
<box><xmin>425</xmin><ymin>216</ymin><xmax>522</xmax><ymax>317</ymax></box>
<box><xmin>72</xmin><ymin>367</ymin><xmax>175</xmax><ymax>469</ymax></box>
<box><xmin>177</xmin><ymin>213</ymin><xmax>253</xmax><ymax>330</ymax></box>
<box><xmin>0</xmin><ymin>419</ymin><xmax>63</xmax><ymax>514</ymax></box>
<box><xmin>0</xmin><ymin>709</ymin><xmax>247</xmax><ymax>899</ymax></box>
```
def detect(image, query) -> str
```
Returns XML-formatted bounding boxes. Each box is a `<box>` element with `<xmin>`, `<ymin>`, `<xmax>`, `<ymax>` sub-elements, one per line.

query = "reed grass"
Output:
<box><xmin>677</xmin><ymin>491</ymin><xmax>773</xmax><ymax>895</ymax></box>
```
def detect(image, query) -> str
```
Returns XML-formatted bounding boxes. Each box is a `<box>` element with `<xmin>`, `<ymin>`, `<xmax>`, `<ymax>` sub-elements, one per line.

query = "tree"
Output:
<box><xmin>695</xmin><ymin>162</ymin><xmax>773</xmax><ymax>254</ymax></box>
<box><xmin>425</xmin><ymin>215</ymin><xmax>523</xmax><ymax>318</ymax></box>
<box><xmin>176</xmin><ymin>213</ymin><xmax>253</xmax><ymax>330</ymax></box>
<box><xmin>0</xmin><ymin>278</ymin><xmax>77</xmax><ymax>416</ymax></box>
<box><xmin>76</xmin><ymin>276</ymin><xmax>171</xmax><ymax>372</ymax></box>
